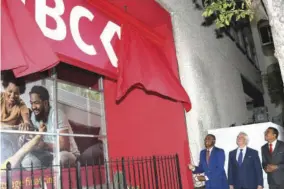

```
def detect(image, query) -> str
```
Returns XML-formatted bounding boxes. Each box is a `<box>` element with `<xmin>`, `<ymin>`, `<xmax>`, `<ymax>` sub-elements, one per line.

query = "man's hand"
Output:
<box><xmin>188</xmin><ymin>164</ymin><xmax>195</xmax><ymax>170</ymax></box>
<box><xmin>257</xmin><ymin>185</ymin><xmax>263</xmax><ymax>189</ymax></box>
<box><xmin>19</xmin><ymin>122</ymin><xmax>31</xmax><ymax>131</ymax></box>
<box><xmin>39</xmin><ymin>123</ymin><xmax>47</xmax><ymax>132</ymax></box>
<box><xmin>266</xmin><ymin>164</ymin><xmax>278</xmax><ymax>172</ymax></box>
<box><xmin>264</xmin><ymin>166</ymin><xmax>270</xmax><ymax>173</ymax></box>
<box><xmin>265</xmin><ymin>167</ymin><xmax>272</xmax><ymax>172</ymax></box>
<box><xmin>229</xmin><ymin>185</ymin><xmax>234</xmax><ymax>189</ymax></box>
<box><xmin>197</xmin><ymin>176</ymin><xmax>206</xmax><ymax>181</ymax></box>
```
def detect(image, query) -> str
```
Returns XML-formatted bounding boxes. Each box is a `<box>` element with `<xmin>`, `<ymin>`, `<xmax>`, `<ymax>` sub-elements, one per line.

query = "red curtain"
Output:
<box><xmin>116</xmin><ymin>23</ymin><xmax>191</xmax><ymax>112</ymax></box>
<box><xmin>1</xmin><ymin>0</ymin><xmax>59</xmax><ymax>77</ymax></box>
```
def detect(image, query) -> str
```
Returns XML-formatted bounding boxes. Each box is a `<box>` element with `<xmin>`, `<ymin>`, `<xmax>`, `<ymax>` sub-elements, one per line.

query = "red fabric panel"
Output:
<box><xmin>87</xmin><ymin>0</ymin><xmax>164</xmax><ymax>46</ymax></box>
<box><xmin>1</xmin><ymin>0</ymin><xmax>59</xmax><ymax>77</ymax></box>
<box><xmin>116</xmin><ymin>23</ymin><xmax>191</xmax><ymax>112</ymax></box>
<box><xmin>104</xmin><ymin>78</ymin><xmax>194</xmax><ymax>189</ymax></box>
<box><xmin>154</xmin><ymin>24</ymin><xmax>180</xmax><ymax>74</ymax></box>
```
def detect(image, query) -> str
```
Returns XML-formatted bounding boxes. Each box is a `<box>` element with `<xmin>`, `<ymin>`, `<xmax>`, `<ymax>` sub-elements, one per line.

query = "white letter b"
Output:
<box><xmin>35</xmin><ymin>0</ymin><xmax>66</xmax><ymax>41</ymax></box>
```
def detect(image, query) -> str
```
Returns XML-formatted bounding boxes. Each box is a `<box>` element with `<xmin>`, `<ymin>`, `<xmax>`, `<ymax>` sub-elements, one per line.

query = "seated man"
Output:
<box><xmin>21</xmin><ymin>86</ymin><xmax>80</xmax><ymax>169</ymax></box>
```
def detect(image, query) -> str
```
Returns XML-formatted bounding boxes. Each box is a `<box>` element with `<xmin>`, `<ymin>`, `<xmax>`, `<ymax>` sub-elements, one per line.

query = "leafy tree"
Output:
<box><xmin>58</xmin><ymin>82</ymin><xmax>102</xmax><ymax>102</ymax></box>
<box><xmin>203</xmin><ymin>0</ymin><xmax>254</xmax><ymax>27</ymax></box>
<box><xmin>192</xmin><ymin>0</ymin><xmax>261</xmax><ymax>37</ymax></box>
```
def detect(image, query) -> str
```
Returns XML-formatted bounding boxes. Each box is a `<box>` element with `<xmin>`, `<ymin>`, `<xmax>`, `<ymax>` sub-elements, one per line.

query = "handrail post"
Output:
<box><xmin>121</xmin><ymin>157</ymin><xmax>127</xmax><ymax>189</ymax></box>
<box><xmin>6</xmin><ymin>162</ymin><xmax>12</xmax><ymax>189</ymax></box>
<box><xmin>175</xmin><ymin>154</ymin><xmax>183</xmax><ymax>189</ymax></box>
<box><xmin>152</xmin><ymin>156</ymin><xmax>159</xmax><ymax>189</ymax></box>
<box><xmin>75</xmin><ymin>158</ymin><xmax>82</xmax><ymax>189</ymax></box>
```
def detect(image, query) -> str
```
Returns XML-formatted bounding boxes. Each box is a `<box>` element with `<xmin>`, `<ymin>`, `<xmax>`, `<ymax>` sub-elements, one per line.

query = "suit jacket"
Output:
<box><xmin>193</xmin><ymin>147</ymin><xmax>229</xmax><ymax>189</ymax></box>
<box><xmin>228</xmin><ymin>147</ymin><xmax>263</xmax><ymax>188</ymax></box>
<box><xmin>261</xmin><ymin>140</ymin><xmax>284</xmax><ymax>185</ymax></box>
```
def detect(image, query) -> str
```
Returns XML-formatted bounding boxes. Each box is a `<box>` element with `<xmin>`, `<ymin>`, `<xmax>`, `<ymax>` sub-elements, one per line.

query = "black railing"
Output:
<box><xmin>1</xmin><ymin>154</ymin><xmax>182</xmax><ymax>189</ymax></box>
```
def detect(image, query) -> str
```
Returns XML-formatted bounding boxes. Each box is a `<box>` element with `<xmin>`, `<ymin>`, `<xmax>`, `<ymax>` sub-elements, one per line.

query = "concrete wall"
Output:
<box><xmin>156</xmin><ymin>0</ymin><xmax>263</xmax><ymax>165</ymax></box>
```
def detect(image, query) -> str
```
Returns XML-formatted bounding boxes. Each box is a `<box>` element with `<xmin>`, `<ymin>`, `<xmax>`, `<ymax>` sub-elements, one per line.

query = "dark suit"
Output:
<box><xmin>261</xmin><ymin>140</ymin><xmax>284</xmax><ymax>189</ymax></box>
<box><xmin>193</xmin><ymin>147</ymin><xmax>229</xmax><ymax>189</ymax></box>
<box><xmin>228</xmin><ymin>147</ymin><xmax>263</xmax><ymax>189</ymax></box>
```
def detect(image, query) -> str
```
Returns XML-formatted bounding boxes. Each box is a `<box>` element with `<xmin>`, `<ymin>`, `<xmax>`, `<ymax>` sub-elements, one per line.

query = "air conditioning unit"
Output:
<box><xmin>253</xmin><ymin>107</ymin><xmax>268</xmax><ymax>123</ymax></box>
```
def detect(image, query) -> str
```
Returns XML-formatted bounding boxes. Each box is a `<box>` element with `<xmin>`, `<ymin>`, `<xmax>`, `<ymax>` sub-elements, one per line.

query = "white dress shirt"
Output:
<box><xmin>236</xmin><ymin>146</ymin><xmax>247</xmax><ymax>162</ymax></box>
<box><xmin>207</xmin><ymin>147</ymin><xmax>214</xmax><ymax>156</ymax></box>
<box><xmin>203</xmin><ymin>147</ymin><xmax>213</xmax><ymax>181</ymax></box>
<box><xmin>268</xmin><ymin>140</ymin><xmax>277</xmax><ymax>152</ymax></box>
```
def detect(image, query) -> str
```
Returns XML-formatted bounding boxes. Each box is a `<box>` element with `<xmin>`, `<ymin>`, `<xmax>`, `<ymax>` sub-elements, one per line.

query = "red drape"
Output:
<box><xmin>1</xmin><ymin>0</ymin><xmax>59</xmax><ymax>77</ymax></box>
<box><xmin>87</xmin><ymin>0</ymin><xmax>164</xmax><ymax>47</ymax></box>
<box><xmin>116</xmin><ymin>24</ymin><xmax>191</xmax><ymax>112</ymax></box>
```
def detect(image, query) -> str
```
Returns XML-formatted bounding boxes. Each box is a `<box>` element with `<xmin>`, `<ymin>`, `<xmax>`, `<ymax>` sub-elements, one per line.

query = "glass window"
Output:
<box><xmin>236</xmin><ymin>30</ymin><xmax>246</xmax><ymax>51</ymax></box>
<box><xmin>244</xmin><ymin>36</ymin><xmax>254</xmax><ymax>61</ymax></box>
<box><xmin>1</xmin><ymin>68</ymin><xmax>107</xmax><ymax>188</ymax></box>
<box><xmin>259</xmin><ymin>25</ymin><xmax>273</xmax><ymax>45</ymax></box>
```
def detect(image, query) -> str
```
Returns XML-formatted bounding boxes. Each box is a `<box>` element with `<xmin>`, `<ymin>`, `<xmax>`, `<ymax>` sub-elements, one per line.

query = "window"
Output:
<box><xmin>0</xmin><ymin>65</ymin><xmax>106</xmax><ymax>188</ymax></box>
<box><xmin>241</xmin><ymin>75</ymin><xmax>264</xmax><ymax>108</ymax></box>
<box><xmin>259</xmin><ymin>25</ymin><xmax>273</xmax><ymax>46</ymax></box>
<box><xmin>58</xmin><ymin>82</ymin><xmax>102</xmax><ymax>102</ymax></box>
<box><xmin>243</xmin><ymin>34</ymin><xmax>258</xmax><ymax>67</ymax></box>
<box><xmin>257</xmin><ymin>19</ymin><xmax>275</xmax><ymax>56</ymax></box>
<box><xmin>241</xmin><ymin>75</ymin><xmax>267</xmax><ymax>123</ymax></box>
<box><xmin>225</xmin><ymin>24</ymin><xmax>259</xmax><ymax>69</ymax></box>
<box><xmin>236</xmin><ymin>29</ymin><xmax>246</xmax><ymax>52</ymax></box>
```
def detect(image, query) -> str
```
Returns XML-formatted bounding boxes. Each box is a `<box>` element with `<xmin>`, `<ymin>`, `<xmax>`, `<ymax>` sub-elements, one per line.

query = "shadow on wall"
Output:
<box><xmin>264</xmin><ymin>63</ymin><xmax>284</xmax><ymax>126</ymax></box>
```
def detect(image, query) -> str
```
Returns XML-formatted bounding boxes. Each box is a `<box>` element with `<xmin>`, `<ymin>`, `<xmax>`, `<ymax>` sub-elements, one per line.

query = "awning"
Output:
<box><xmin>1</xmin><ymin>0</ymin><xmax>59</xmax><ymax>77</ymax></box>
<box><xmin>1</xmin><ymin>0</ymin><xmax>191</xmax><ymax>112</ymax></box>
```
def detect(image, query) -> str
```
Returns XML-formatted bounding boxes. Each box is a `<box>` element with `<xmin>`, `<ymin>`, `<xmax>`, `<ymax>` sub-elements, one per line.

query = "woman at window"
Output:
<box><xmin>1</xmin><ymin>71</ymin><xmax>30</xmax><ymax>129</ymax></box>
<box><xmin>0</xmin><ymin>71</ymin><xmax>34</xmax><ymax>168</ymax></box>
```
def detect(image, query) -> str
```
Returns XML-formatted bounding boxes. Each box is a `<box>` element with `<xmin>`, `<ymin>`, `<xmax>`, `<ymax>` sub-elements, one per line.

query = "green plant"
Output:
<box><xmin>202</xmin><ymin>0</ymin><xmax>254</xmax><ymax>28</ymax></box>
<box><xmin>58</xmin><ymin>82</ymin><xmax>102</xmax><ymax>102</ymax></box>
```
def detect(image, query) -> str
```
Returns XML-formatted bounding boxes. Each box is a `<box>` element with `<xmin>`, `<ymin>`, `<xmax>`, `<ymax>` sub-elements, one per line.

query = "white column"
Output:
<box><xmin>170</xmin><ymin>12</ymin><xmax>221</xmax><ymax>187</ymax></box>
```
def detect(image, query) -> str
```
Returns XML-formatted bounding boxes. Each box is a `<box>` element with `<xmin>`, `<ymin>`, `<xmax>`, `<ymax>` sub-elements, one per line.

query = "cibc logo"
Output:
<box><xmin>22</xmin><ymin>0</ymin><xmax>121</xmax><ymax>68</ymax></box>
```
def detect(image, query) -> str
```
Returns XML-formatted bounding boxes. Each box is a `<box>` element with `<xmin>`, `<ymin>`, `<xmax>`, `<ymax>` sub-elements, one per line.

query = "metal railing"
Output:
<box><xmin>1</xmin><ymin>154</ymin><xmax>182</xmax><ymax>189</ymax></box>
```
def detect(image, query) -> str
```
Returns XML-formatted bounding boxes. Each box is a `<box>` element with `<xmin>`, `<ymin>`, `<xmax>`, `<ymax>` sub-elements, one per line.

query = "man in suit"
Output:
<box><xmin>261</xmin><ymin>127</ymin><xmax>284</xmax><ymax>189</ymax></box>
<box><xmin>228</xmin><ymin>132</ymin><xmax>263</xmax><ymax>189</ymax></box>
<box><xmin>188</xmin><ymin>134</ymin><xmax>229</xmax><ymax>189</ymax></box>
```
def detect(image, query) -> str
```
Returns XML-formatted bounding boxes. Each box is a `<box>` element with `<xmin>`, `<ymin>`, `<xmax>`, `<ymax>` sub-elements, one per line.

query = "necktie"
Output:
<box><xmin>206</xmin><ymin>150</ymin><xmax>210</xmax><ymax>165</ymax></box>
<box><xmin>237</xmin><ymin>149</ymin><xmax>243</xmax><ymax>166</ymax></box>
<box><xmin>269</xmin><ymin>143</ymin><xmax>273</xmax><ymax>154</ymax></box>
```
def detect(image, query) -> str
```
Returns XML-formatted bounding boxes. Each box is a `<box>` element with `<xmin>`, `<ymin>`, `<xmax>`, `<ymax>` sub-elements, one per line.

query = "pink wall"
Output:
<box><xmin>103</xmin><ymin>79</ymin><xmax>193</xmax><ymax>189</ymax></box>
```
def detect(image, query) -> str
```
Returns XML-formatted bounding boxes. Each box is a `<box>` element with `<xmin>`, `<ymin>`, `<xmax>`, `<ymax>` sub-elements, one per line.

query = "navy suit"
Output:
<box><xmin>228</xmin><ymin>147</ymin><xmax>263</xmax><ymax>189</ymax></box>
<box><xmin>193</xmin><ymin>147</ymin><xmax>229</xmax><ymax>189</ymax></box>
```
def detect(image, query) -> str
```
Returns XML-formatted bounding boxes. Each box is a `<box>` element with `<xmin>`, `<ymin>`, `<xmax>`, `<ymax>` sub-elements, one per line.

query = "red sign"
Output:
<box><xmin>0</xmin><ymin>166</ymin><xmax>107</xmax><ymax>189</ymax></box>
<box><xmin>22</xmin><ymin>0</ymin><xmax>121</xmax><ymax>78</ymax></box>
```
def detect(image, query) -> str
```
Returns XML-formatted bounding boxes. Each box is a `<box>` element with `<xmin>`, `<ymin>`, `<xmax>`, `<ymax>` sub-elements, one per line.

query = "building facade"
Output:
<box><xmin>1</xmin><ymin>0</ymin><xmax>282</xmax><ymax>188</ymax></box>
<box><xmin>156</xmin><ymin>0</ymin><xmax>283</xmax><ymax>186</ymax></box>
<box><xmin>1</xmin><ymin>0</ymin><xmax>194</xmax><ymax>188</ymax></box>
